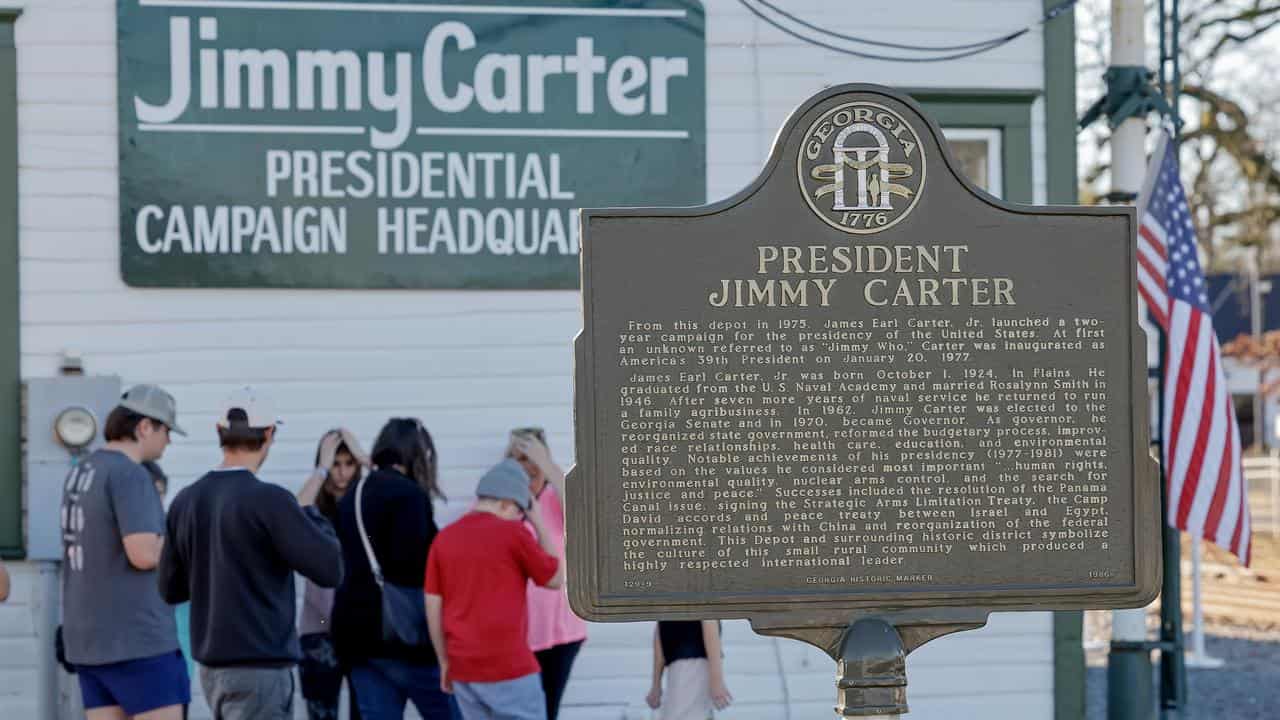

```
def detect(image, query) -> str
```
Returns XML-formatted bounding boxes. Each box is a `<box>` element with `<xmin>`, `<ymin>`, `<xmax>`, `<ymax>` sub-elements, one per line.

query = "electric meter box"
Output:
<box><xmin>24</xmin><ymin>377</ymin><xmax>122</xmax><ymax>561</ymax></box>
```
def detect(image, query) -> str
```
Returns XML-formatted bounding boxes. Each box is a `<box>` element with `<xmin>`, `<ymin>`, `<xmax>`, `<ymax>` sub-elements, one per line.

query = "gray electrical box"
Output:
<box><xmin>25</xmin><ymin>376</ymin><xmax>122</xmax><ymax>561</ymax></box>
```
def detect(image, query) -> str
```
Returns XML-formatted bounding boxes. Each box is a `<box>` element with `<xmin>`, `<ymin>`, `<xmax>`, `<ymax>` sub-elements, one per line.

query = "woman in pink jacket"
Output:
<box><xmin>508</xmin><ymin>429</ymin><xmax>587</xmax><ymax>720</ymax></box>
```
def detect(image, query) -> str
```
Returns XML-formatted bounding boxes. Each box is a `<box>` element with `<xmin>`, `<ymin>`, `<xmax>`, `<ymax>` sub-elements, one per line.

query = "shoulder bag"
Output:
<box><xmin>354</xmin><ymin>475</ymin><xmax>430</xmax><ymax>649</ymax></box>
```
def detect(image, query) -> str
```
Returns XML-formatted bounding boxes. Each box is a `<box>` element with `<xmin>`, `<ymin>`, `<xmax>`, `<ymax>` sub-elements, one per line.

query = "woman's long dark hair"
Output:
<box><xmin>371</xmin><ymin>418</ymin><xmax>443</xmax><ymax>500</ymax></box>
<box><xmin>313</xmin><ymin>433</ymin><xmax>362</xmax><ymax>521</ymax></box>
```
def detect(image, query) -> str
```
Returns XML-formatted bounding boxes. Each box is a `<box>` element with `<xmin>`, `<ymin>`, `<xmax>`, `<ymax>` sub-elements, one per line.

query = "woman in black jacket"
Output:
<box><xmin>331</xmin><ymin>418</ymin><xmax>455</xmax><ymax>720</ymax></box>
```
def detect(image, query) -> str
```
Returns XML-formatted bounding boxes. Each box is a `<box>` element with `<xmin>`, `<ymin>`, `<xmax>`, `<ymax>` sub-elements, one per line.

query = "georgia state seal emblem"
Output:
<box><xmin>797</xmin><ymin>101</ymin><xmax>925</xmax><ymax>235</ymax></box>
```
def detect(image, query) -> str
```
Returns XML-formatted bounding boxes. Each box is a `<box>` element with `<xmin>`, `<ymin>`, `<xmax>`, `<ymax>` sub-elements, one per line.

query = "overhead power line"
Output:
<box><xmin>735</xmin><ymin>0</ymin><xmax>1079</xmax><ymax>63</ymax></box>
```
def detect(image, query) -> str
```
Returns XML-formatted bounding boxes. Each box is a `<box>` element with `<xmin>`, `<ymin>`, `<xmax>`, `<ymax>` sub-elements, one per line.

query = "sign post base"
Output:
<box><xmin>750</xmin><ymin>609</ymin><xmax>990</xmax><ymax>717</ymax></box>
<box><xmin>835</xmin><ymin>618</ymin><xmax>907</xmax><ymax>717</ymax></box>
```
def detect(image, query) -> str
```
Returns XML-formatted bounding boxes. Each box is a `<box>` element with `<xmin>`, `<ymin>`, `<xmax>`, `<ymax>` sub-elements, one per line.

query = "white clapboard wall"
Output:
<box><xmin>2</xmin><ymin>0</ymin><xmax>1056</xmax><ymax>718</ymax></box>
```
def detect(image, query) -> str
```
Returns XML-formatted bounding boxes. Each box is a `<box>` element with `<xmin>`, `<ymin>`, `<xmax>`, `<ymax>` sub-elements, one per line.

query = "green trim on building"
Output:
<box><xmin>909</xmin><ymin>91</ymin><xmax>1035</xmax><ymax>204</ymax></box>
<box><xmin>912</xmin><ymin>88</ymin><xmax>1041</xmax><ymax>100</ymax></box>
<box><xmin>0</xmin><ymin>9</ymin><xmax>19</xmax><ymax>560</ymax></box>
<box><xmin>1043</xmin><ymin>1</ymin><xmax>1079</xmax><ymax>207</ymax></box>
<box><xmin>1042</xmin><ymin>0</ymin><xmax>1085</xmax><ymax>718</ymax></box>
<box><xmin>1054</xmin><ymin>611</ymin><xmax>1085</xmax><ymax>720</ymax></box>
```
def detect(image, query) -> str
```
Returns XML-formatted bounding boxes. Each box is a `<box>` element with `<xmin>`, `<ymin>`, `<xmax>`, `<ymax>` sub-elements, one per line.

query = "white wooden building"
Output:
<box><xmin>0</xmin><ymin>0</ymin><xmax>1083</xmax><ymax>718</ymax></box>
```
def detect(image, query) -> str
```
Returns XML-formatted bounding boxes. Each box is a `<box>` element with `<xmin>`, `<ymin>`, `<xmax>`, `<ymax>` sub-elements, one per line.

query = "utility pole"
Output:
<box><xmin>1108</xmin><ymin>0</ymin><xmax>1156</xmax><ymax>717</ymax></box>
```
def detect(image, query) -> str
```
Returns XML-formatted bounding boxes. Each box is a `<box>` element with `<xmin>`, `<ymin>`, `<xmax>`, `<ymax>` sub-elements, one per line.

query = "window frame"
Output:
<box><xmin>942</xmin><ymin>127</ymin><xmax>1005</xmax><ymax>199</ymax></box>
<box><xmin>908</xmin><ymin>90</ymin><xmax>1035</xmax><ymax>204</ymax></box>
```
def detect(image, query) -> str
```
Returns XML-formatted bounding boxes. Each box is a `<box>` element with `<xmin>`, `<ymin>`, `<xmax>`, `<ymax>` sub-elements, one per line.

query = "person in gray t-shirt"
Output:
<box><xmin>61</xmin><ymin>384</ymin><xmax>190</xmax><ymax>719</ymax></box>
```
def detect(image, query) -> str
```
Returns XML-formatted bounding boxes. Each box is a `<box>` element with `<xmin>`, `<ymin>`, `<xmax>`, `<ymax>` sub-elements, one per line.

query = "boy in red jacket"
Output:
<box><xmin>426</xmin><ymin>459</ymin><xmax>564</xmax><ymax>720</ymax></box>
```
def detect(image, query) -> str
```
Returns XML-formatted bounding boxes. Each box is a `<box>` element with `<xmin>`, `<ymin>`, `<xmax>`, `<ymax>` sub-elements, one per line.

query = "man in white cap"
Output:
<box><xmin>158</xmin><ymin>386</ymin><xmax>342</xmax><ymax>720</ymax></box>
<box><xmin>61</xmin><ymin>384</ymin><xmax>189</xmax><ymax>720</ymax></box>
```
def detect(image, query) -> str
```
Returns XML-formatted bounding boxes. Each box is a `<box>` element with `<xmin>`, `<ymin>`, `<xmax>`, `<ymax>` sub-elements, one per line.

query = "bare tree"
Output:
<box><xmin>1078</xmin><ymin>1</ymin><xmax>1280</xmax><ymax>269</ymax></box>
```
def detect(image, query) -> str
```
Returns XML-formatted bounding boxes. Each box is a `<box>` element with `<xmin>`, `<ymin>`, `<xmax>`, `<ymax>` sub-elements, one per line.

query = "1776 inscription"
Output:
<box><xmin>570</xmin><ymin>84</ymin><xmax>1159</xmax><ymax>622</ymax></box>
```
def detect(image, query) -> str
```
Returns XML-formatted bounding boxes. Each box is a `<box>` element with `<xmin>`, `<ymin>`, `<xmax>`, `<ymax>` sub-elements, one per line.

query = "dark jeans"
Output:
<box><xmin>534</xmin><ymin>640</ymin><xmax>583</xmax><ymax>720</ymax></box>
<box><xmin>349</xmin><ymin>658</ymin><xmax>459</xmax><ymax>720</ymax></box>
<box><xmin>299</xmin><ymin>633</ymin><xmax>360</xmax><ymax>720</ymax></box>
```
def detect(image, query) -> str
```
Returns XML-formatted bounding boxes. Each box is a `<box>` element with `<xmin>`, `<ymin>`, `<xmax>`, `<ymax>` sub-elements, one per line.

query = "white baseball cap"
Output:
<box><xmin>216</xmin><ymin>386</ymin><xmax>282</xmax><ymax>430</ymax></box>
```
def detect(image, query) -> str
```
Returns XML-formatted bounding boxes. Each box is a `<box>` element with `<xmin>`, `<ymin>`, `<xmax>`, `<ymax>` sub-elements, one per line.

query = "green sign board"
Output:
<box><xmin>118</xmin><ymin>0</ymin><xmax>705</xmax><ymax>289</ymax></box>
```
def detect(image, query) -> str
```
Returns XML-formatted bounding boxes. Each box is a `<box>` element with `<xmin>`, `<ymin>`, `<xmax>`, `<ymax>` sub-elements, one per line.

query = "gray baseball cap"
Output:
<box><xmin>475</xmin><ymin>459</ymin><xmax>533</xmax><ymax>511</ymax></box>
<box><xmin>119</xmin><ymin>384</ymin><xmax>186</xmax><ymax>436</ymax></box>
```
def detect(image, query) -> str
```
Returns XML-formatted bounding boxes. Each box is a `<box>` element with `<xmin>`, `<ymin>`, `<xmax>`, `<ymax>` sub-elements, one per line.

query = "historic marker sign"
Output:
<box><xmin>569</xmin><ymin>85</ymin><xmax>1161</xmax><ymax>623</ymax></box>
<box><xmin>117</xmin><ymin>0</ymin><xmax>705</xmax><ymax>289</ymax></box>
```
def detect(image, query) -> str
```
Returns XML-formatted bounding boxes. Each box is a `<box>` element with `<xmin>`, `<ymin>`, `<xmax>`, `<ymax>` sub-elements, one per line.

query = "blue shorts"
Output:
<box><xmin>77</xmin><ymin>650</ymin><xmax>191</xmax><ymax>714</ymax></box>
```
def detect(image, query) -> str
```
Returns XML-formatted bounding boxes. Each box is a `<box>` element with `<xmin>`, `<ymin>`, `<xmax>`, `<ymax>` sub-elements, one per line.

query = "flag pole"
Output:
<box><xmin>1185</xmin><ymin>535</ymin><xmax>1222</xmax><ymax>667</ymax></box>
<box><xmin>1108</xmin><ymin>1</ymin><xmax>1157</xmax><ymax>714</ymax></box>
<box><xmin>1157</xmin><ymin>0</ymin><xmax>1190</xmax><ymax>712</ymax></box>
<box><xmin>1155</xmin><ymin>227</ymin><xmax>1188</xmax><ymax>716</ymax></box>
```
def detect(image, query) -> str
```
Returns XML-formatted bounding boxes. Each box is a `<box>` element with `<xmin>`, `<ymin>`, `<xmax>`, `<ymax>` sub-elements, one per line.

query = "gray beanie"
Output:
<box><xmin>475</xmin><ymin>458</ymin><xmax>533</xmax><ymax>511</ymax></box>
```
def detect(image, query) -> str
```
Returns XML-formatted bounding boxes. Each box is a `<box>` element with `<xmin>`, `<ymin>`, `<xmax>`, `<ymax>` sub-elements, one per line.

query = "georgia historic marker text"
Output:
<box><xmin>569</xmin><ymin>85</ymin><xmax>1160</xmax><ymax>625</ymax></box>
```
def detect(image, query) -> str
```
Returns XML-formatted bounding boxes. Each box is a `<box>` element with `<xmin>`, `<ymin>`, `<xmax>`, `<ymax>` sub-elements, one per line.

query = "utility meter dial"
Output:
<box><xmin>54</xmin><ymin>406</ymin><xmax>97</xmax><ymax>450</ymax></box>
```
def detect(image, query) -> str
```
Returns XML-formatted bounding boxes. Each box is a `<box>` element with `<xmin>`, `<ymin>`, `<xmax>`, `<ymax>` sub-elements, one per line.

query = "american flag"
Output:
<box><xmin>1138</xmin><ymin>132</ymin><xmax>1251</xmax><ymax>566</ymax></box>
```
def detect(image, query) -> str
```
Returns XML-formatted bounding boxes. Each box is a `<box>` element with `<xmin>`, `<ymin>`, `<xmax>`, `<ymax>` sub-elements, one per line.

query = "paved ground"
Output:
<box><xmin>1082</xmin><ymin>529</ymin><xmax>1280</xmax><ymax>718</ymax></box>
<box><xmin>1085</xmin><ymin>618</ymin><xmax>1280</xmax><ymax>719</ymax></box>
